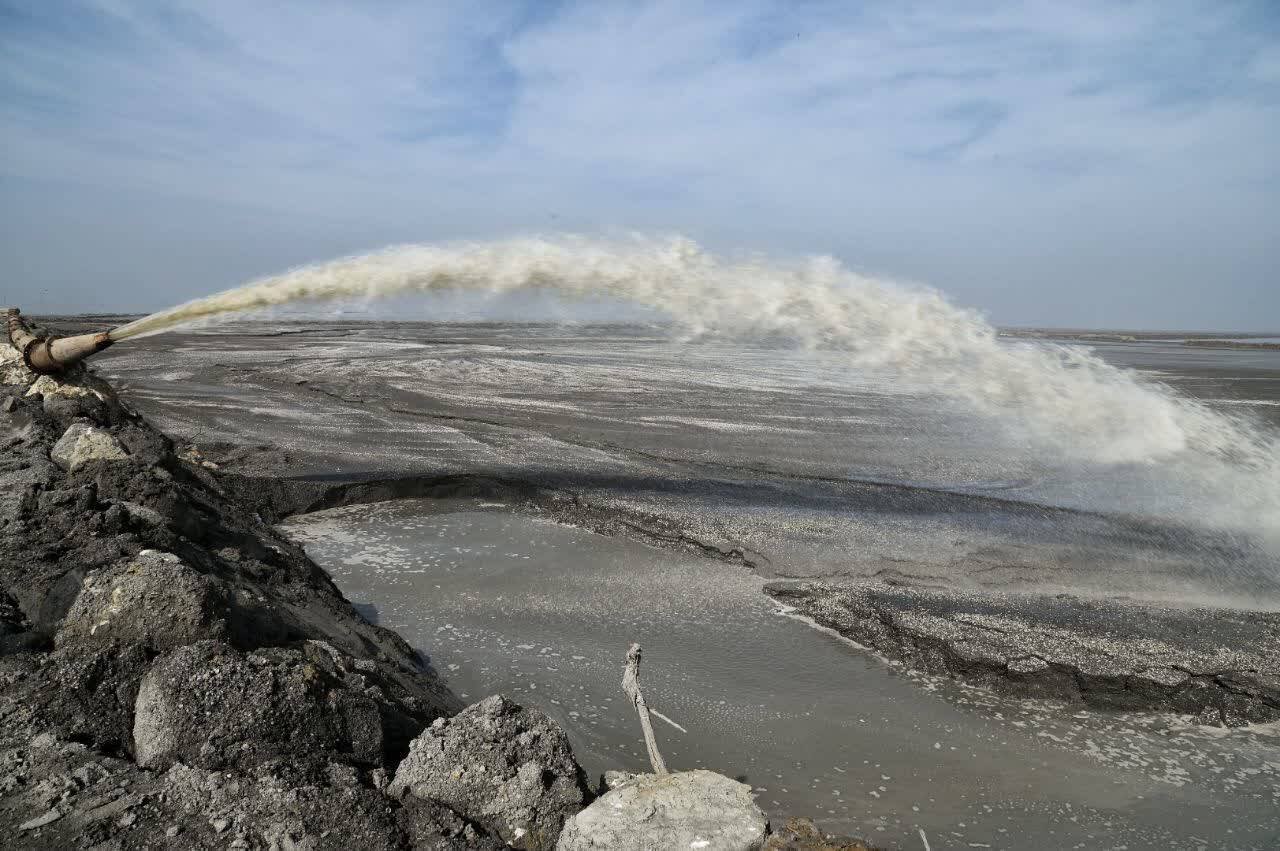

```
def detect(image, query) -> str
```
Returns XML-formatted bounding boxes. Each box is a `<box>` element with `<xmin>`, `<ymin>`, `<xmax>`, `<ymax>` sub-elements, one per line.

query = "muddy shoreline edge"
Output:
<box><xmin>5</xmin><ymin>319</ymin><xmax>1278</xmax><ymax>848</ymax></box>
<box><xmin>2</xmin><ymin>328</ymin><xmax>886</xmax><ymax>848</ymax></box>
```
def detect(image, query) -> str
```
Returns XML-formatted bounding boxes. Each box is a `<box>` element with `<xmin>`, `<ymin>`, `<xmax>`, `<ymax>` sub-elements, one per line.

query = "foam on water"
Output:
<box><xmin>281</xmin><ymin>498</ymin><xmax>1280</xmax><ymax>845</ymax></box>
<box><xmin>111</xmin><ymin>235</ymin><xmax>1280</xmax><ymax>546</ymax></box>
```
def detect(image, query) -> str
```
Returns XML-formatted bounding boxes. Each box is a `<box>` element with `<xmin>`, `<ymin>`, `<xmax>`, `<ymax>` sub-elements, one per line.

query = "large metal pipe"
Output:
<box><xmin>5</xmin><ymin>308</ymin><xmax>114</xmax><ymax>375</ymax></box>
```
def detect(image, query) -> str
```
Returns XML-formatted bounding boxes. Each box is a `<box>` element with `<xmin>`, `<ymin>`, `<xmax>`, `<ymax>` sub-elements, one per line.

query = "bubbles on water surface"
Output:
<box><xmin>282</xmin><ymin>499</ymin><xmax>1280</xmax><ymax>848</ymax></box>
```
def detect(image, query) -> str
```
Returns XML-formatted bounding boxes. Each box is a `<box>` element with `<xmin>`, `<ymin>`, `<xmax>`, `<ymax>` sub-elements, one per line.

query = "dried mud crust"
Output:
<box><xmin>766</xmin><ymin>578</ymin><xmax>1280</xmax><ymax>726</ymax></box>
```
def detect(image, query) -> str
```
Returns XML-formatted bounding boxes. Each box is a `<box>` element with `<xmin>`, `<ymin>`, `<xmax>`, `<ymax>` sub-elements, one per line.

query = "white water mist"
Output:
<box><xmin>112</xmin><ymin>235</ymin><xmax>1279</xmax><ymax>542</ymax></box>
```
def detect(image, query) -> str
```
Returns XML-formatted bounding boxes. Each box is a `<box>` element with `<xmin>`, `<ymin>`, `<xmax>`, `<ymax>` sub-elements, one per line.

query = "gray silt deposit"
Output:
<box><xmin>9</xmin><ymin>317</ymin><xmax>1280</xmax><ymax>849</ymax></box>
<box><xmin>0</xmin><ymin>322</ymin><xmax>872</xmax><ymax>849</ymax></box>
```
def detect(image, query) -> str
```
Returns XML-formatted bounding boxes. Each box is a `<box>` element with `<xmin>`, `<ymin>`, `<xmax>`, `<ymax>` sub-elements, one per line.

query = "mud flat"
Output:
<box><xmin>23</xmin><ymin>317</ymin><xmax>1280</xmax><ymax>848</ymax></box>
<box><xmin>764</xmin><ymin>580</ymin><xmax>1280</xmax><ymax>725</ymax></box>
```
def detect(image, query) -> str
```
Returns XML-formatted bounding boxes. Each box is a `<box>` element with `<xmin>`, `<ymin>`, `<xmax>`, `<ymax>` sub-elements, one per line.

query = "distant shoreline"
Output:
<box><xmin>1000</xmin><ymin>327</ymin><xmax>1280</xmax><ymax>350</ymax></box>
<box><xmin>26</xmin><ymin>313</ymin><xmax>1280</xmax><ymax>350</ymax></box>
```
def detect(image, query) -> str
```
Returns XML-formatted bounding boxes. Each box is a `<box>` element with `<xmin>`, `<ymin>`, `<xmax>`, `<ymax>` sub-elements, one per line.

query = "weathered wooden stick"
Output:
<box><xmin>622</xmin><ymin>642</ymin><xmax>668</xmax><ymax>774</ymax></box>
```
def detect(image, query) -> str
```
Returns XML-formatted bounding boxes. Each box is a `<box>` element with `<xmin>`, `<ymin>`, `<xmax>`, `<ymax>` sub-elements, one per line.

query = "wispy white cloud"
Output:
<box><xmin>1</xmin><ymin>0</ymin><xmax>1277</xmax><ymax>327</ymax></box>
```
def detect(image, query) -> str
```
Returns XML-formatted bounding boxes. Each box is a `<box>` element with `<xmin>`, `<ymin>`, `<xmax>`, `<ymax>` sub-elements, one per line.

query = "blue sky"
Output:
<box><xmin>1</xmin><ymin>0</ymin><xmax>1277</xmax><ymax>329</ymax></box>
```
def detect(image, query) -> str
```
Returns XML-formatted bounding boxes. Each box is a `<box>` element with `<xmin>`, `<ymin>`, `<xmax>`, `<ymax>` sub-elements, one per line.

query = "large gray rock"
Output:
<box><xmin>0</xmin><ymin>341</ymin><xmax>34</xmax><ymax>385</ymax></box>
<box><xmin>50</xmin><ymin>422</ymin><xmax>128</xmax><ymax>471</ymax></box>
<box><xmin>133</xmin><ymin>640</ymin><xmax>389</xmax><ymax>771</ymax></box>
<box><xmin>56</xmin><ymin>551</ymin><xmax>229</xmax><ymax>651</ymax></box>
<box><xmin>28</xmin><ymin>372</ymin><xmax>121</xmax><ymax>425</ymax></box>
<box><xmin>555</xmin><ymin>770</ymin><xmax>768</xmax><ymax>851</ymax></box>
<box><xmin>27</xmin><ymin>372</ymin><xmax>115</xmax><ymax>402</ymax></box>
<box><xmin>388</xmin><ymin>694</ymin><xmax>590</xmax><ymax>850</ymax></box>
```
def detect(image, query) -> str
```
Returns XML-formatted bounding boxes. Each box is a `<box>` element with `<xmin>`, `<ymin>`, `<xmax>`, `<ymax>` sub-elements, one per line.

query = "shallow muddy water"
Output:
<box><xmin>283</xmin><ymin>499</ymin><xmax>1280</xmax><ymax>849</ymax></box>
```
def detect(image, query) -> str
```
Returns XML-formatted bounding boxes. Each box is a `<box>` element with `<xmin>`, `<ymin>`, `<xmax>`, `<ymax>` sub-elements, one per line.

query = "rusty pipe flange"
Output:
<box><xmin>21</xmin><ymin>337</ymin><xmax>58</xmax><ymax>374</ymax></box>
<box><xmin>5</xmin><ymin>309</ymin><xmax>113</xmax><ymax>374</ymax></box>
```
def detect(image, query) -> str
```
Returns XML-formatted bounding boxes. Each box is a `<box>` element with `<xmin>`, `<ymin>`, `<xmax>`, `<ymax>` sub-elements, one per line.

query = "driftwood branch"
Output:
<box><xmin>622</xmin><ymin>643</ymin><xmax>668</xmax><ymax>774</ymax></box>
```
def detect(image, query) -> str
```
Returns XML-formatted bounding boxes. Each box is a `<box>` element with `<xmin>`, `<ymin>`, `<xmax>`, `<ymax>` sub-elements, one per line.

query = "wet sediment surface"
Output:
<box><xmin>765</xmin><ymin>581</ymin><xmax>1280</xmax><ymax>725</ymax></box>
<box><xmin>85</xmin><ymin>321</ymin><xmax>1280</xmax><ymax>599</ymax></box>
<box><xmin>65</xmin><ymin>319</ymin><xmax>1280</xmax><ymax>846</ymax></box>
<box><xmin>284</xmin><ymin>498</ymin><xmax>1280</xmax><ymax>849</ymax></box>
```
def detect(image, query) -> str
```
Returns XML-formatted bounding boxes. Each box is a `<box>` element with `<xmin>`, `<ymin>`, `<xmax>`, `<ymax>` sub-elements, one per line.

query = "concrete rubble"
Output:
<box><xmin>0</xmin><ymin>328</ymin><xmax>484</xmax><ymax>847</ymax></box>
<box><xmin>556</xmin><ymin>770</ymin><xmax>768</xmax><ymax>851</ymax></box>
<box><xmin>49</xmin><ymin>422</ymin><xmax>129</xmax><ymax>472</ymax></box>
<box><xmin>389</xmin><ymin>694</ymin><xmax>592</xmax><ymax>850</ymax></box>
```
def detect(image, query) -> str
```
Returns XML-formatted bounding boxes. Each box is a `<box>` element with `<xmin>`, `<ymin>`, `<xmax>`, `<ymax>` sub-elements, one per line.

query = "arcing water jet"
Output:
<box><xmin>5</xmin><ymin>308</ymin><xmax>115</xmax><ymax>374</ymax></box>
<box><xmin>26</xmin><ymin>234</ymin><xmax>1280</xmax><ymax>545</ymax></box>
<box><xmin>107</xmin><ymin>236</ymin><xmax>1273</xmax><ymax>461</ymax></box>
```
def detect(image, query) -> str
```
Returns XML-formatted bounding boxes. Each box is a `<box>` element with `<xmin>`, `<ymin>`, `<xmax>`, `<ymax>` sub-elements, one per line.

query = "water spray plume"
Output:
<box><xmin>110</xmin><ymin>235</ymin><xmax>1279</xmax><ymax>540</ymax></box>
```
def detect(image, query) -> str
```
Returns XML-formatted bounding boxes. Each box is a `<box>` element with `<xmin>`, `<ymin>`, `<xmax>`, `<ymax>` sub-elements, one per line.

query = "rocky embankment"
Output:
<box><xmin>1</xmin><ymin>335</ymin><xmax>874</xmax><ymax>849</ymax></box>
